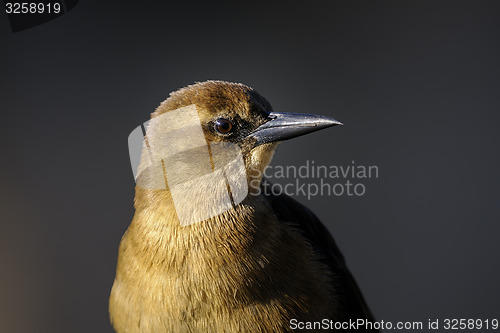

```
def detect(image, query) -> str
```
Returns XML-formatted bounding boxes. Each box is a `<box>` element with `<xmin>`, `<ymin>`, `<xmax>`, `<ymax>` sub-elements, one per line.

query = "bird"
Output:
<box><xmin>109</xmin><ymin>80</ymin><xmax>378</xmax><ymax>332</ymax></box>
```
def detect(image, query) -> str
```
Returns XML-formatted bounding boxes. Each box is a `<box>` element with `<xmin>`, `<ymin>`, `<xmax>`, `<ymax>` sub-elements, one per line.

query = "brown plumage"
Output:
<box><xmin>109</xmin><ymin>81</ymin><xmax>377</xmax><ymax>332</ymax></box>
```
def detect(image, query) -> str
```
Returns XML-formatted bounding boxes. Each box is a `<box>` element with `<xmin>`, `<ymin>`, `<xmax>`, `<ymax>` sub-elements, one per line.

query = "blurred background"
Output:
<box><xmin>1</xmin><ymin>1</ymin><xmax>499</xmax><ymax>332</ymax></box>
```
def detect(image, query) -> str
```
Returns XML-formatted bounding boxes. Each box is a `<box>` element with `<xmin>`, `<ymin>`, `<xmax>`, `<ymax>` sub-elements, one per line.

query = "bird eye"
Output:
<box><xmin>214</xmin><ymin>118</ymin><xmax>233</xmax><ymax>134</ymax></box>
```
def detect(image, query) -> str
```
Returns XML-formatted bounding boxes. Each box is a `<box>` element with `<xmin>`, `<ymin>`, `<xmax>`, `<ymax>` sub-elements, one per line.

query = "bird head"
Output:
<box><xmin>134</xmin><ymin>80</ymin><xmax>341</xmax><ymax>226</ymax></box>
<box><xmin>151</xmin><ymin>80</ymin><xmax>341</xmax><ymax>182</ymax></box>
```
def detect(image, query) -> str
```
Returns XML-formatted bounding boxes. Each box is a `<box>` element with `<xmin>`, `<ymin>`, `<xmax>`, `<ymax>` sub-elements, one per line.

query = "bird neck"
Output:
<box><xmin>111</xmin><ymin>185</ymin><xmax>330</xmax><ymax>331</ymax></box>
<box><xmin>127</xmin><ymin>186</ymin><xmax>273</xmax><ymax>271</ymax></box>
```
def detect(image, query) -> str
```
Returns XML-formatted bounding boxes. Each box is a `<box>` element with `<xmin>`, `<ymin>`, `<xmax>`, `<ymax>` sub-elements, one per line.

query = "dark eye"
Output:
<box><xmin>214</xmin><ymin>118</ymin><xmax>233</xmax><ymax>134</ymax></box>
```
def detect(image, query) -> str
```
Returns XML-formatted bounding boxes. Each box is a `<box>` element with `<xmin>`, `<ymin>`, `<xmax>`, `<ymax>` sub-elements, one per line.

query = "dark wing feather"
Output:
<box><xmin>261</xmin><ymin>180</ymin><xmax>378</xmax><ymax>327</ymax></box>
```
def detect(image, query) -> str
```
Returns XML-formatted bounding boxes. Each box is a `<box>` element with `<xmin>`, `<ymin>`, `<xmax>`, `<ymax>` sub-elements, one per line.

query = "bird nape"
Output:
<box><xmin>109</xmin><ymin>80</ymin><xmax>378</xmax><ymax>332</ymax></box>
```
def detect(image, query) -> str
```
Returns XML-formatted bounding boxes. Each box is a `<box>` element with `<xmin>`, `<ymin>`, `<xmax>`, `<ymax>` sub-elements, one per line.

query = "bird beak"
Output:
<box><xmin>249</xmin><ymin>112</ymin><xmax>343</xmax><ymax>145</ymax></box>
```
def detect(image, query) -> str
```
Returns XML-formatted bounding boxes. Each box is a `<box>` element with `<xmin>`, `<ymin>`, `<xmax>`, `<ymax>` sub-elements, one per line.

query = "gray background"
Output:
<box><xmin>1</xmin><ymin>1</ymin><xmax>499</xmax><ymax>332</ymax></box>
